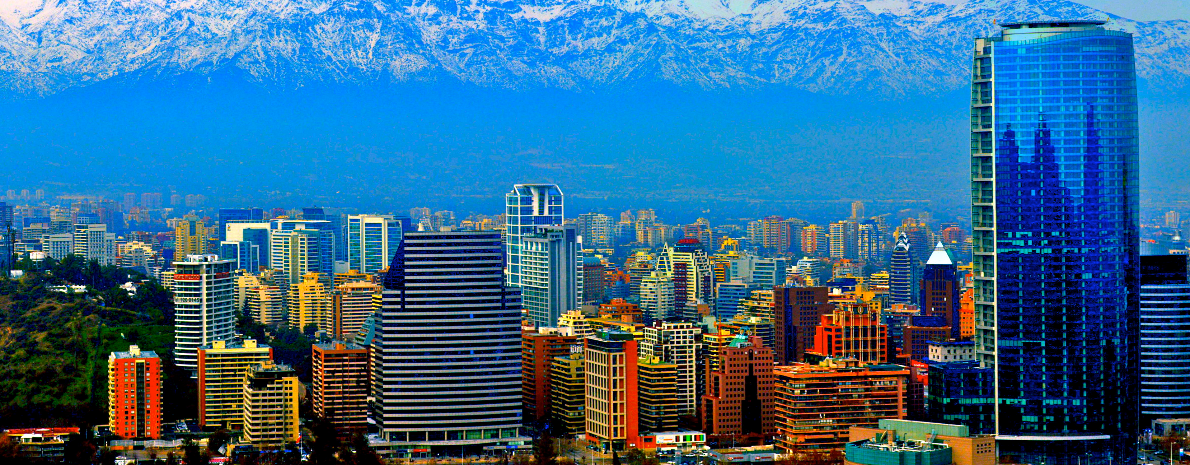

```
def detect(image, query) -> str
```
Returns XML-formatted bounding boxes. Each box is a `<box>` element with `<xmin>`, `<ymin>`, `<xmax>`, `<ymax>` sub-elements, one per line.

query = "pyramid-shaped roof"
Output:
<box><xmin>926</xmin><ymin>242</ymin><xmax>953</xmax><ymax>266</ymax></box>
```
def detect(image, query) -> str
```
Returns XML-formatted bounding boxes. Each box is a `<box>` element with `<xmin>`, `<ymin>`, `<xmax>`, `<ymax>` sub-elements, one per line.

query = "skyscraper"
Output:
<box><xmin>372</xmin><ymin>231</ymin><xmax>526</xmax><ymax>453</ymax></box>
<box><xmin>920</xmin><ymin>242</ymin><xmax>960</xmax><ymax>339</ymax></box>
<box><xmin>346</xmin><ymin>214</ymin><xmax>404</xmax><ymax>275</ymax></box>
<box><xmin>971</xmin><ymin>21</ymin><xmax>1139</xmax><ymax>463</ymax></box>
<box><xmin>1139</xmin><ymin>255</ymin><xmax>1190</xmax><ymax>423</ymax></box>
<box><xmin>577</xmin><ymin>212</ymin><xmax>614</xmax><ymax>250</ymax></box>
<box><xmin>217</xmin><ymin>208</ymin><xmax>265</xmax><ymax>241</ymax></box>
<box><xmin>521</xmin><ymin>225</ymin><xmax>582</xmax><ymax>328</ymax></box>
<box><xmin>505</xmin><ymin>184</ymin><xmax>563</xmax><ymax>288</ymax></box>
<box><xmin>173</xmin><ymin>255</ymin><xmax>236</xmax><ymax>372</ymax></box>
<box><xmin>888</xmin><ymin>233</ymin><xmax>914</xmax><ymax>305</ymax></box>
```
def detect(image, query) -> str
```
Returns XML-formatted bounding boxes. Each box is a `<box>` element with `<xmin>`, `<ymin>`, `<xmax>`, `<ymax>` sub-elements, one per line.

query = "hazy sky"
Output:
<box><xmin>1077</xmin><ymin>0</ymin><xmax>1190</xmax><ymax>21</ymax></box>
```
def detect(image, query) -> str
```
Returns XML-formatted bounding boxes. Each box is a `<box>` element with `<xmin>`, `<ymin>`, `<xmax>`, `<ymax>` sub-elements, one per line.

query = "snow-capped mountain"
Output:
<box><xmin>0</xmin><ymin>0</ymin><xmax>1186</xmax><ymax>97</ymax></box>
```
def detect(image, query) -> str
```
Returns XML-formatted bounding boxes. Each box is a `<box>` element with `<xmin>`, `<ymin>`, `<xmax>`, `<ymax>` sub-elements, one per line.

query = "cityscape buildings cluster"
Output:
<box><xmin>0</xmin><ymin>19</ymin><xmax>1181</xmax><ymax>465</ymax></box>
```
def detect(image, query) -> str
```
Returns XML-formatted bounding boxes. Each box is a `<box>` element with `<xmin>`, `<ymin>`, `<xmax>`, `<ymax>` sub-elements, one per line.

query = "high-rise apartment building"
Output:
<box><xmin>639</xmin><ymin>271</ymin><xmax>675</xmax><ymax>322</ymax></box>
<box><xmin>505</xmin><ymin>184</ymin><xmax>563</xmax><ymax>288</ymax></box>
<box><xmin>828</xmin><ymin>221</ymin><xmax>858</xmax><ymax>260</ymax></box>
<box><xmin>108</xmin><ymin>345</ymin><xmax>162</xmax><ymax>439</ymax></box>
<box><xmin>242</xmin><ymin>361</ymin><xmax>300</xmax><ymax>450</ymax></box>
<box><xmin>773</xmin><ymin>286</ymin><xmax>834</xmax><ymax>365</ymax></box>
<box><xmin>577</xmin><ymin>213</ymin><xmax>614</xmax><ymax>250</ymax></box>
<box><xmin>521</xmin><ymin>225</ymin><xmax>582</xmax><ymax>328</ymax></box>
<box><xmin>173</xmin><ymin>255</ymin><xmax>236</xmax><ymax>372</ymax></box>
<box><xmin>291</xmin><ymin>272</ymin><xmax>331</xmax><ymax>333</ymax></box>
<box><xmin>175</xmin><ymin>215</ymin><xmax>210</xmax><ymax>257</ymax></box>
<box><xmin>346</xmin><ymin>214</ymin><xmax>404</xmax><ymax>274</ymax></box>
<box><xmin>1139</xmin><ymin>255</ymin><xmax>1190</xmax><ymax>422</ymax></box>
<box><xmin>313</xmin><ymin>342</ymin><xmax>370</xmax><ymax>438</ymax></box>
<box><xmin>585</xmin><ymin>330</ymin><xmax>640</xmax><ymax>451</ymax></box>
<box><xmin>522</xmin><ymin>330</ymin><xmax>577</xmax><ymax>423</ymax></box>
<box><xmin>637</xmin><ymin>357</ymin><xmax>680</xmax><ymax>433</ymax></box>
<box><xmin>774</xmin><ymin>360</ymin><xmax>908</xmax><ymax>452</ymax></box>
<box><xmin>331</xmin><ymin>280</ymin><xmax>380</xmax><ymax>340</ymax></box>
<box><xmin>640</xmin><ymin>321</ymin><xmax>699</xmax><ymax>416</ymax></box>
<box><xmin>372</xmin><ymin>231</ymin><xmax>526</xmax><ymax>453</ymax></box>
<box><xmin>971</xmin><ymin>21</ymin><xmax>1139</xmax><ymax>462</ymax></box>
<box><xmin>702</xmin><ymin>335</ymin><xmax>774</xmax><ymax>437</ymax></box>
<box><xmin>800</xmin><ymin>225</ymin><xmax>826</xmax><ymax>257</ymax></box>
<box><xmin>198</xmin><ymin>339</ymin><xmax>273</xmax><ymax>430</ymax></box>
<box><xmin>656</xmin><ymin>240</ymin><xmax>713</xmax><ymax>313</ymax></box>
<box><xmin>550</xmin><ymin>353</ymin><xmax>586</xmax><ymax>437</ymax></box>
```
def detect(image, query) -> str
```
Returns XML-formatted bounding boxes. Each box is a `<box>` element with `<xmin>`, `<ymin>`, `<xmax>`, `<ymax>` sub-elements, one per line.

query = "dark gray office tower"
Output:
<box><xmin>1140</xmin><ymin>255</ymin><xmax>1190</xmax><ymax>423</ymax></box>
<box><xmin>371</xmin><ymin>231</ymin><xmax>528</xmax><ymax>455</ymax></box>
<box><xmin>971</xmin><ymin>21</ymin><xmax>1139</xmax><ymax>464</ymax></box>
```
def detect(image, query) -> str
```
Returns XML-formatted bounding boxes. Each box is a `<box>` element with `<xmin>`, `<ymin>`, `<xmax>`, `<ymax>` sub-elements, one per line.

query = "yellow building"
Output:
<box><xmin>334</xmin><ymin>269</ymin><xmax>372</xmax><ymax>287</ymax></box>
<box><xmin>291</xmin><ymin>273</ymin><xmax>331</xmax><ymax>333</ymax></box>
<box><xmin>557</xmin><ymin>309</ymin><xmax>594</xmax><ymax>340</ymax></box>
<box><xmin>198</xmin><ymin>339</ymin><xmax>273</xmax><ymax>430</ymax></box>
<box><xmin>247</xmin><ymin>285</ymin><xmax>286</xmax><ymax>327</ymax></box>
<box><xmin>637</xmin><ymin>357</ymin><xmax>679</xmax><ymax>433</ymax></box>
<box><xmin>550</xmin><ymin>353</ymin><xmax>586</xmax><ymax>437</ymax></box>
<box><xmin>332</xmin><ymin>280</ymin><xmax>380</xmax><ymax>340</ymax></box>
<box><xmin>242</xmin><ymin>361</ymin><xmax>300</xmax><ymax>449</ymax></box>
<box><xmin>174</xmin><ymin>215</ymin><xmax>209</xmax><ymax>257</ymax></box>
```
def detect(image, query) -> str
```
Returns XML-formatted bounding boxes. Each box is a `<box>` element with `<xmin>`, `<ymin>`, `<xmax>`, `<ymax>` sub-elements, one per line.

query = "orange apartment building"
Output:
<box><xmin>108</xmin><ymin>345</ymin><xmax>163</xmax><ymax>439</ymax></box>
<box><xmin>522</xmin><ymin>330</ymin><xmax>577</xmax><ymax>423</ymax></box>
<box><xmin>312</xmin><ymin>341</ymin><xmax>370</xmax><ymax>438</ymax></box>
<box><xmin>774</xmin><ymin>359</ymin><xmax>908</xmax><ymax>453</ymax></box>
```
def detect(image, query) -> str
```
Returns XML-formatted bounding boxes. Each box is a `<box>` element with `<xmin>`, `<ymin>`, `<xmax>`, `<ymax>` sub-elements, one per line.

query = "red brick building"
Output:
<box><xmin>702</xmin><ymin>335</ymin><xmax>775</xmax><ymax>438</ymax></box>
<box><xmin>522</xmin><ymin>330</ymin><xmax>577</xmax><ymax>422</ymax></box>
<box><xmin>313</xmin><ymin>341</ymin><xmax>369</xmax><ymax>438</ymax></box>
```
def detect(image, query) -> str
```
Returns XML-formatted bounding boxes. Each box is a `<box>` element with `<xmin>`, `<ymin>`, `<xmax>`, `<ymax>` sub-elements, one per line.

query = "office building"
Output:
<box><xmin>812</xmin><ymin>309</ymin><xmax>887</xmax><ymax>365</ymax></box>
<box><xmin>971</xmin><ymin>21</ymin><xmax>1139</xmax><ymax>462</ymax></box>
<box><xmin>637</xmin><ymin>357</ymin><xmax>680</xmax><ymax>433</ymax></box>
<box><xmin>175</xmin><ymin>215</ymin><xmax>210</xmax><ymax>257</ymax></box>
<box><xmin>522</xmin><ymin>330</ymin><xmax>577</xmax><ymax>423</ymax></box>
<box><xmin>585</xmin><ymin>330</ymin><xmax>639</xmax><ymax>451</ymax></box>
<box><xmin>656</xmin><ymin>240</ymin><xmax>713</xmax><ymax>313</ymax></box>
<box><xmin>73</xmin><ymin>223</ymin><xmax>116</xmax><ymax>265</ymax></box>
<box><xmin>197</xmin><ymin>339</ymin><xmax>273</xmax><ymax>430</ymax></box>
<box><xmin>888</xmin><ymin>233</ymin><xmax>914</xmax><ymax>305</ymax></box>
<box><xmin>848</xmin><ymin>420</ymin><xmax>995</xmax><ymax>465</ymax></box>
<box><xmin>331</xmin><ymin>280</ymin><xmax>380</xmax><ymax>340</ymax></box>
<box><xmin>925</xmin><ymin>360</ymin><xmax>994</xmax><ymax>436</ymax></box>
<box><xmin>773</xmin><ymin>286</ymin><xmax>835</xmax><ymax>365</ymax></box>
<box><xmin>219</xmin><ymin>240</ymin><xmax>260</xmax><ymax>272</ymax></box>
<box><xmin>902</xmin><ymin>316</ymin><xmax>950</xmax><ymax>363</ymax></box>
<box><xmin>108</xmin><ymin>345</ymin><xmax>162</xmax><ymax>439</ymax></box>
<box><xmin>521</xmin><ymin>225</ymin><xmax>582</xmax><ymax>328</ymax></box>
<box><xmin>346</xmin><ymin>214</ymin><xmax>404</xmax><ymax>274</ymax></box>
<box><xmin>225</xmin><ymin>221</ymin><xmax>271</xmax><ymax>268</ymax></box>
<box><xmin>702</xmin><ymin>335</ymin><xmax>775</xmax><ymax>437</ymax></box>
<box><xmin>313</xmin><ymin>342</ymin><xmax>369</xmax><ymax>438</ymax></box>
<box><xmin>920</xmin><ymin>243</ymin><xmax>960</xmax><ymax>339</ymax></box>
<box><xmin>372</xmin><ymin>231</ymin><xmax>527</xmax><ymax>453</ymax></box>
<box><xmin>1140</xmin><ymin>255</ymin><xmax>1190</xmax><ymax>421</ymax></box>
<box><xmin>269</xmin><ymin>219</ymin><xmax>336</xmax><ymax>288</ymax></box>
<box><xmin>774</xmin><ymin>359</ymin><xmax>908</xmax><ymax>453</ymax></box>
<box><xmin>715</xmin><ymin>281</ymin><xmax>751</xmax><ymax>321</ymax></box>
<box><xmin>505</xmin><ymin>184</ymin><xmax>564</xmax><ymax>288</ymax></box>
<box><xmin>174</xmin><ymin>255</ymin><xmax>236</xmax><ymax>372</ymax></box>
<box><xmin>550</xmin><ymin>353</ymin><xmax>586</xmax><ymax>437</ymax></box>
<box><xmin>640</xmin><ymin>321</ymin><xmax>699</xmax><ymax>416</ymax></box>
<box><xmin>242</xmin><ymin>361</ymin><xmax>300</xmax><ymax>450</ymax></box>
<box><xmin>217</xmin><ymin>208</ymin><xmax>265</xmax><ymax>241</ymax></box>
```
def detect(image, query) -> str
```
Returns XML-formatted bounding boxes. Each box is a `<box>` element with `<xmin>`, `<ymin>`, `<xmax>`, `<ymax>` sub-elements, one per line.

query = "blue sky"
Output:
<box><xmin>1076</xmin><ymin>0</ymin><xmax>1190</xmax><ymax>21</ymax></box>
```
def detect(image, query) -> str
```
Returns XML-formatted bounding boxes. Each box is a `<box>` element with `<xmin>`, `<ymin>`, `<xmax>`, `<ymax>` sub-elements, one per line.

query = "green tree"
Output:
<box><xmin>535</xmin><ymin>431</ymin><xmax>557</xmax><ymax>465</ymax></box>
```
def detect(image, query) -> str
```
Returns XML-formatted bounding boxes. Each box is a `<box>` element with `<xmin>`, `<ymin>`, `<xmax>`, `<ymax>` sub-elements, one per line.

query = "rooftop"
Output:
<box><xmin>1000</xmin><ymin>20</ymin><xmax>1107</xmax><ymax>29</ymax></box>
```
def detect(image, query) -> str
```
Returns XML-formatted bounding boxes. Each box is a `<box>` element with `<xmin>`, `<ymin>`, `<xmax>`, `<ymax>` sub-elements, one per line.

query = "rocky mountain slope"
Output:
<box><xmin>0</xmin><ymin>0</ymin><xmax>1186</xmax><ymax>97</ymax></box>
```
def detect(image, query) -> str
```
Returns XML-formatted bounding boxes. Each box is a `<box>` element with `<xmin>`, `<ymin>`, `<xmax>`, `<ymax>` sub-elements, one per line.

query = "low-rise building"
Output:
<box><xmin>847</xmin><ymin>419</ymin><xmax>995</xmax><ymax>465</ymax></box>
<box><xmin>774</xmin><ymin>359</ymin><xmax>908</xmax><ymax>453</ymax></box>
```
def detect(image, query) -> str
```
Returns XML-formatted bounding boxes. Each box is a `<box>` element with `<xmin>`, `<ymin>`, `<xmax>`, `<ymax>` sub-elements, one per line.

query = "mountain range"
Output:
<box><xmin>1</xmin><ymin>0</ymin><xmax>1188</xmax><ymax>98</ymax></box>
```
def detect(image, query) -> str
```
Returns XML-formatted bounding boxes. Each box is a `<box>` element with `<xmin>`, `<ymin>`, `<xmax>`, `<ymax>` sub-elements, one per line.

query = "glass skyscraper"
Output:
<box><xmin>346</xmin><ymin>214</ymin><xmax>404</xmax><ymax>275</ymax></box>
<box><xmin>504</xmin><ymin>184</ymin><xmax>563</xmax><ymax>288</ymax></box>
<box><xmin>971</xmin><ymin>21</ymin><xmax>1138</xmax><ymax>464</ymax></box>
<box><xmin>1139</xmin><ymin>255</ymin><xmax>1190</xmax><ymax>422</ymax></box>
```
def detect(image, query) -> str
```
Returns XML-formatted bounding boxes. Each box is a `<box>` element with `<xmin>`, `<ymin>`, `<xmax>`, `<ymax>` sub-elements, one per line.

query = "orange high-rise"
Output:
<box><xmin>108</xmin><ymin>345</ymin><xmax>163</xmax><ymax>439</ymax></box>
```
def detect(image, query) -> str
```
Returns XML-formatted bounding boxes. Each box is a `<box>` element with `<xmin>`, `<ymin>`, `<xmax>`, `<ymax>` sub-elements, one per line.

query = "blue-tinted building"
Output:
<box><xmin>505</xmin><ymin>184</ymin><xmax>563</xmax><ymax>288</ymax></box>
<box><xmin>217</xmin><ymin>208</ymin><xmax>264</xmax><ymax>240</ymax></box>
<box><xmin>346</xmin><ymin>214</ymin><xmax>404</xmax><ymax>274</ymax></box>
<box><xmin>1140</xmin><ymin>255</ymin><xmax>1190</xmax><ymax>423</ymax></box>
<box><xmin>925</xmin><ymin>360</ymin><xmax>994</xmax><ymax>435</ymax></box>
<box><xmin>971</xmin><ymin>21</ymin><xmax>1139</xmax><ymax>463</ymax></box>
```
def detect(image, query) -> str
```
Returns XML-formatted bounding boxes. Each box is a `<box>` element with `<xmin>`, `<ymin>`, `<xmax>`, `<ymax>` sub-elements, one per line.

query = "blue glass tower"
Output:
<box><xmin>971</xmin><ymin>21</ymin><xmax>1139</xmax><ymax>464</ymax></box>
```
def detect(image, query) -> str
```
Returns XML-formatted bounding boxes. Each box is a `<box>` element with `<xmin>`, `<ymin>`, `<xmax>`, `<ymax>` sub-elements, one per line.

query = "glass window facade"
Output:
<box><xmin>971</xmin><ymin>21</ymin><xmax>1139</xmax><ymax>464</ymax></box>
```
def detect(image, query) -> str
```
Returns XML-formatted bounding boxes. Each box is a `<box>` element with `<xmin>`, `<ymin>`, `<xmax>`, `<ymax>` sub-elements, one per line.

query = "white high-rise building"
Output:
<box><xmin>73</xmin><ymin>223</ymin><xmax>116</xmax><ymax>265</ymax></box>
<box><xmin>576</xmin><ymin>213</ymin><xmax>614</xmax><ymax>250</ymax></box>
<box><xmin>640</xmin><ymin>271</ymin><xmax>675</xmax><ymax>322</ymax></box>
<box><xmin>346</xmin><ymin>214</ymin><xmax>404</xmax><ymax>274</ymax></box>
<box><xmin>505</xmin><ymin>184</ymin><xmax>563</xmax><ymax>287</ymax></box>
<box><xmin>640</xmin><ymin>321</ymin><xmax>699</xmax><ymax>416</ymax></box>
<box><xmin>173</xmin><ymin>255</ymin><xmax>235</xmax><ymax>373</ymax></box>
